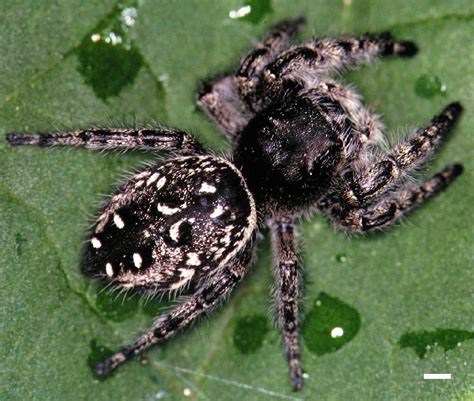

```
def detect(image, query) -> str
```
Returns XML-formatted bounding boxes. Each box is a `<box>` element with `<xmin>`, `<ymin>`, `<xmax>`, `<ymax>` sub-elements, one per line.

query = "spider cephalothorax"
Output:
<box><xmin>6</xmin><ymin>17</ymin><xmax>463</xmax><ymax>390</ymax></box>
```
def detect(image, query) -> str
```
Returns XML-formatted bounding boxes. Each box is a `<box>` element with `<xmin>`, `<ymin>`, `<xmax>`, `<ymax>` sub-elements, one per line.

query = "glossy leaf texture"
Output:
<box><xmin>1</xmin><ymin>1</ymin><xmax>473</xmax><ymax>400</ymax></box>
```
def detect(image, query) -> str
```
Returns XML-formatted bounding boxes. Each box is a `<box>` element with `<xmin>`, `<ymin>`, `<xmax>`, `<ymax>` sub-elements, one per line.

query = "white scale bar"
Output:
<box><xmin>423</xmin><ymin>373</ymin><xmax>452</xmax><ymax>380</ymax></box>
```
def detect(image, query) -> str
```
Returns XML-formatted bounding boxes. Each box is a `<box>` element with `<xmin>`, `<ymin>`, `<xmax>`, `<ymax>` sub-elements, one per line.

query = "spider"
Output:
<box><xmin>6</xmin><ymin>17</ymin><xmax>463</xmax><ymax>391</ymax></box>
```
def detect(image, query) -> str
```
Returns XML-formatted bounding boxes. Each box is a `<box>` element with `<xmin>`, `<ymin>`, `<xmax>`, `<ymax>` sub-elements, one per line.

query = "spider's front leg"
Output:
<box><xmin>198</xmin><ymin>17</ymin><xmax>306</xmax><ymax>137</ymax></box>
<box><xmin>265</xmin><ymin>31</ymin><xmax>417</xmax><ymax>82</ymax></box>
<box><xmin>269</xmin><ymin>217</ymin><xmax>303</xmax><ymax>390</ymax></box>
<box><xmin>338</xmin><ymin>102</ymin><xmax>463</xmax><ymax>206</ymax></box>
<box><xmin>6</xmin><ymin>127</ymin><xmax>206</xmax><ymax>155</ymax></box>
<box><xmin>239</xmin><ymin>30</ymin><xmax>417</xmax><ymax>112</ymax></box>
<box><xmin>236</xmin><ymin>16</ymin><xmax>306</xmax><ymax>110</ymax></box>
<box><xmin>323</xmin><ymin>163</ymin><xmax>463</xmax><ymax>232</ymax></box>
<box><xmin>97</xmin><ymin>244</ymin><xmax>254</xmax><ymax>376</ymax></box>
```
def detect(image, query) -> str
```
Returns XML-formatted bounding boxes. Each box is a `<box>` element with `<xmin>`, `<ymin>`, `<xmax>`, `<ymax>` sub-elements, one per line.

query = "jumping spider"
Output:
<box><xmin>7</xmin><ymin>17</ymin><xmax>463</xmax><ymax>390</ymax></box>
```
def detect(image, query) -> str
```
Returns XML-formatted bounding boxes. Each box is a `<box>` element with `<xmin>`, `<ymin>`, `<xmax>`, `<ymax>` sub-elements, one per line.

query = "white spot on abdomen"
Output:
<box><xmin>199</xmin><ymin>182</ymin><xmax>216</xmax><ymax>193</ymax></box>
<box><xmin>157</xmin><ymin>203</ymin><xmax>180</xmax><ymax>215</ymax></box>
<box><xmin>210</xmin><ymin>204</ymin><xmax>224</xmax><ymax>218</ymax></box>
<box><xmin>91</xmin><ymin>237</ymin><xmax>102</xmax><ymax>248</ymax></box>
<box><xmin>147</xmin><ymin>172</ymin><xmax>160</xmax><ymax>186</ymax></box>
<box><xmin>169</xmin><ymin>220</ymin><xmax>183</xmax><ymax>242</ymax></box>
<box><xmin>186</xmin><ymin>252</ymin><xmax>201</xmax><ymax>266</ymax></box>
<box><xmin>156</xmin><ymin>176</ymin><xmax>166</xmax><ymax>190</ymax></box>
<box><xmin>105</xmin><ymin>262</ymin><xmax>114</xmax><ymax>277</ymax></box>
<box><xmin>113</xmin><ymin>213</ymin><xmax>125</xmax><ymax>229</ymax></box>
<box><xmin>179</xmin><ymin>268</ymin><xmax>195</xmax><ymax>279</ymax></box>
<box><xmin>170</xmin><ymin>268</ymin><xmax>195</xmax><ymax>290</ymax></box>
<box><xmin>133</xmin><ymin>253</ymin><xmax>143</xmax><ymax>268</ymax></box>
<box><xmin>135</xmin><ymin>171</ymin><xmax>151</xmax><ymax>179</ymax></box>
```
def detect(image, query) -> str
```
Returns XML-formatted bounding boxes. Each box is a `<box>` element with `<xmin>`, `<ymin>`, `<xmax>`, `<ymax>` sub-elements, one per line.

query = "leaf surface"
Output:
<box><xmin>1</xmin><ymin>1</ymin><xmax>473</xmax><ymax>400</ymax></box>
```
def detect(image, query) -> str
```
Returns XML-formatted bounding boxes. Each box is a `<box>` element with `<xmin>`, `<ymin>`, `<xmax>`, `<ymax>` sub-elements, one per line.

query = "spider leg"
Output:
<box><xmin>237</xmin><ymin>17</ymin><xmax>306</xmax><ymax>110</ymax></box>
<box><xmin>269</xmin><ymin>217</ymin><xmax>303</xmax><ymax>390</ymax></box>
<box><xmin>240</xmin><ymin>31</ymin><xmax>416</xmax><ymax>112</ymax></box>
<box><xmin>6</xmin><ymin>127</ymin><xmax>206</xmax><ymax>155</ymax></box>
<box><xmin>197</xmin><ymin>75</ymin><xmax>251</xmax><ymax>140</ymax></box>
<box><xmin>198</xmin><ymin>18</ymin><xmax>305</xmax><ymax>136</ymax></box>
<box><xmin>96</xmin><ymin>243</ymin><xmax>254</xmax><ymax>376</ymax></box>
<box><xmin>323</xmin><ymin>164</ymin><xmax>463</xmax><ymax>232</ymax></box>
<box><xmin>338</xmin><ymin>102</ymin><xmax>463</xmax><ymax>206</ymax></box>
<box><xmin>265</xmin><ymin>31</ymin><xmax>417</xmax><ymax>81</ymax></box>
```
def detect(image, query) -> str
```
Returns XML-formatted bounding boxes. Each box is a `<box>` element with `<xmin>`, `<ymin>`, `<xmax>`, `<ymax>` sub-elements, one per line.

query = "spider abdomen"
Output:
<box><xmin>81</xmin><ymin>155</ymin><xmax>257</xmax><ymax>293</ymax></box>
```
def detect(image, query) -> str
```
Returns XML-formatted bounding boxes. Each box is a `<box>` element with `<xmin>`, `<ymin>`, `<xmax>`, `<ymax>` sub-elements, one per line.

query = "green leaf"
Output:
<box><xmin>1</xmin><ymin>1</ymin><xmax>473</xmax><ymax>400</ymax></box>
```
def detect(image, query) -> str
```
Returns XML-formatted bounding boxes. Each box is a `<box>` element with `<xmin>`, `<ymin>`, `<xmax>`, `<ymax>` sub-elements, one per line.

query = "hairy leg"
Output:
<box><xmin>198</xmin><ymin>18</ymin><xmax>305</xmax><ymax>134</ymax></box>
<box><xmin>265</xmin><ymin>31</ymin><xmax>417</xmax><ymax>80</ymax></box>
<box><xmin>237</xmin><ymin>17</ymin><xmax>306</xmax><ymax>110</ymax></box>
<box><xmin>323</xmin><ymin>164</ymin><xmax>463</xmax><ymax>232</ymax></box>
<box><xmin>96</xmin><ymin>244</ymin><xmax>254</xmax><ymax>376</ymax></box>
<box><xmin>198</xmin><ymin>75</ymin><xmax>251</xmax><ymax>140</ymax></box>
<box><xmin>7</xmin><ymin>127</ymin><xmax>206</xmax><ymax>155</ymax></box>
<box><xmin>240</xmin><ymin>31</ymin><xmax>416</xmax><ymax>111</ymax></box>
<box><xmin>338</xmin><ymin>102</ymin><xmax>462</xmax><ymax>206</ymax></box>
<box><xmin>269</xmin><ymin>217</ymin><xmax>303</xmax><ymax>390</ymax></box>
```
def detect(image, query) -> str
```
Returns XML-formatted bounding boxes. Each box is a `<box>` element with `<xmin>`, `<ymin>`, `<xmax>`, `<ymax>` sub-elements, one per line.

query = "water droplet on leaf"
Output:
<box><xmin>335</xmin><ymin>252</ymin><xmax>347</xmax><ymax>263</ymax></box>
<box><xmin>398</xmin><ymin>328</ymin><xmax>474</xmax><ymax>358</ymax></box>
<box><xmin>414</xmin><ymin>74</ymin><xmax>447</xmax><ymax>99</ymax></box>
<box><xmin>233</xmin><ymin>314</ymin><xmax>269</xmax><ymax>353</ymax></box>
<box><xmin>88</xmin><ymin>339</ymin><xmax>114</xmax><ymax>380</ymax></box>
<box><xmin>302</xmin><ymin>292</ymin><xmax>361</xmax><ymax>356</ymax></box>
<box><xmin>77</xmin><ymin>1</ymin><xmax>154</xmax><ymax>101</ymax></box>
<box><xmin>229</xmin><ymin>0</ymin><xmax>273</xmax><ymax>24</ymax></box>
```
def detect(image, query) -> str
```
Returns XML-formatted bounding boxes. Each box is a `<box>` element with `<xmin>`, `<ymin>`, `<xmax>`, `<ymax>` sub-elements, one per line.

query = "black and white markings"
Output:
<box><xmin>113</xmin><ymin>213</ymin><xmax>125</xmax><ymax>229</ymax></box>
<box><xmin>6</xmin><ymin>17</ymin><xmax>464</xmax><ymax>391</ymax></box>
<box><xmin>91</xmin><ymin>237</ymin><xmax>102</xmax><ymax>249</ymax></box>
<box><xmin>105</xmin><ymin>262</ymin><xmax>114</xmax><ymax>277</ymax></box>
<box><xmin>199</xmin><ymin>182</ymin><xmax>217</xmax><ymax>193</ymax></box>
<box><xmin>82</xmin><ymin>155</ymin><xmax>257</xmax><ymax>293</ymax></box>
<box><xmin>186</xmin><ymin>252</ymin><xmax>201</xmax><ymax>266</ymax></box>
<box><xmin>133</xmin><ymin>253</ymin><xmax>143</xmax><ymax>268</ymax></box>
<box><xmin>210</xmin><ymin>204</ymin><xmax>225</xmax><ymax>218</ymax></box>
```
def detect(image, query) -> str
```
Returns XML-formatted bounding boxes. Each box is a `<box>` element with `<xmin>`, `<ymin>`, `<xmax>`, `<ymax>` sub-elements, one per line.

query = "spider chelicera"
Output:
<box><xmin>7</xmin><ymin>17</ymin><xmax>463</xmax><ymax>390</ymax></box>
